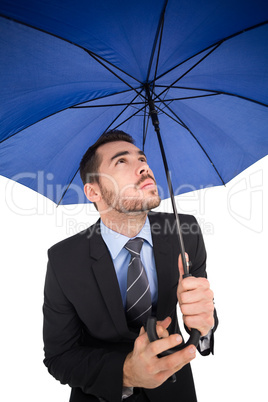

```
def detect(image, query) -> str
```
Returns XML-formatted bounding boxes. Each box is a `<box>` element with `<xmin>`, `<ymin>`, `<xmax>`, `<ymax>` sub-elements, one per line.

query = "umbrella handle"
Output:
<box><xmin>146</xmin><ymin>271</ymin><xmax>201</xmax><ymax>354</ymax></box>
<box><xmin>145</xmin><ymin>316</ymin><xmax>201</xmax><ymax>383</ymax></box>
<box><xmin>146</xmin><ymin>316</ymin><xmax>201</xmax><ymax>353</ymax></box>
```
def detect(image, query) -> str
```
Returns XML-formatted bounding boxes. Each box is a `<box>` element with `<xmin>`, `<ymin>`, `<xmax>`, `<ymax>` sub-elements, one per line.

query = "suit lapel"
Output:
<box><xmin>89</xmin><ymin>221</ymin><xmax>135</xmax><ymax>339</ymax></box>
<box><xmin>149</xmin><ymin>213</ymin><xmax>178</xmax><ymax>320</ymax></box>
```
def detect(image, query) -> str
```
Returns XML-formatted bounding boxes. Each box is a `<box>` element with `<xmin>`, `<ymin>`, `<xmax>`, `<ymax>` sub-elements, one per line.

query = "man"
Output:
<box><xmin>43</xmin><ymin>130</ymin><xmax>218</xmax><ymax>401</ymax></box>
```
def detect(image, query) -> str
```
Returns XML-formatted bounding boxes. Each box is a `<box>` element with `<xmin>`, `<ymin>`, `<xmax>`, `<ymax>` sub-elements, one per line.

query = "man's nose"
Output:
<box><xmin>136</xmin><ymin>162</ymin><xmax>150</xmax><ymax>176</ymax></box>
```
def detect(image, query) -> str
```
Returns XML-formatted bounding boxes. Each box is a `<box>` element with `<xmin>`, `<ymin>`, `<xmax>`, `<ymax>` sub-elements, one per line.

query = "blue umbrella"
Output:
<box><xmin>0</xmin><ymin>0</ymin><xmax>268</xmax><ymax>351</ymax></box>
<box><xmin>0</xmin><ymin>0</ymin><xmax>267</xmax><ymax>205</ymax></box>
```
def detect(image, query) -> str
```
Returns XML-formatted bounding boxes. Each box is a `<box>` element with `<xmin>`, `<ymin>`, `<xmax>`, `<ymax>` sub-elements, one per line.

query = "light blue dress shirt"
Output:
<box><xmin>100</xmin><ymin>217</ymin><xmax>158</xmax><ymax>308</ymax></box>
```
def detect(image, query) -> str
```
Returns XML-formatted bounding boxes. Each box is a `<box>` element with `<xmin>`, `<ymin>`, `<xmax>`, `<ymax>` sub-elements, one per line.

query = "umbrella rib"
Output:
<box><xmin>155</xmin><ymin>85</ymin><xmax>220</xmax><ymax>94</ymax></box>
<box><xmin>154</xmin><ymin>20</ymin><xmax>268</xmax><ymax>83</ymax></box>
<box><xmin>56</xmin><ymin>167</ymin><xmax>80</xmax><ymax>207</ymax></box>
<box><xmin>82</xmin><ymin>52</ymin><xmax>143</xmax><ymax>86</ymax></box>
<box><xmin>208</xmin><ymin>91</ymin><xmax>268</xmax><ymax>108</ymax></box>
<box><xmin>155</xmin><ymin>85</ymin><xmax>268</xmax><ymax>108</ymax></box>
<box><xmin>150</xmin><ymin>89</ymin><xmax>188</xmax><ymax>129</ymax></box>
<box><xmin>0</xmin><ymin>87</ymin><xmax>143</xmax><ymax>145</ymax></box>
<box><xmin>146</xmin><ymin>0</ymin><xmax>168</xmax><ymax>84</ymax></box>
<box><xmin>72</xmin><ymin>103</ymin><xmax>144</xmax><ymax>108</ymax></box>
<box><xmin>112</xmin><ymin>105</ymin><xmax>147</xmax><ymax>131</ymax></box>
<box><xmin>156</xmin><ymin>42</ymin><xmax>222</xmax><ymax>99</ymax></box>
<box><xmin>70</xmin><ymin>88</ymin><xmax>140</xmax><ymax>108</ymax></box>
<box><xmin>103</xmin><ymin>89</ymin><xmax>145</xmax><ymax>133</ymax></box>
<box><xmin>154</xmin><ymin>104</ymin><xmax>187</xmax><ymax>128</ymax></box>
<box><xmin>0</xmin><ymin>13</ymin><xmax>143</xmax><ymax>87</ymax></box>
<box><xmin>84</xmin><ymin>50</ymin><xmax>146</xmax><ymax>100</ymax></box>
<box><xmin>154</xmin><ymin>94</ymin><xmax>226</xmax><ymax>186</ymax></box>
<box><xmin>197</xmin><ymin>89</ymin><xmax>268</xmax><ymax>108</ymax></box>
<box><xmin>156</xmin><ymin>94</ymin><xmax>219</xmax><ymax>102</ymax></box>
<box><xmin>81</xmin><ymin>53</ymin><xmax>143</xmax><ymax>86</ymax></box>
<box><xmin>70</xmin><ymin>95</ymin><xmax>218</xmax><ymax>108</ymax></box>
<box><xmin>151</xmin><ymin>10</ymin><xmax>166</xmax><ymax>96</ymax></box>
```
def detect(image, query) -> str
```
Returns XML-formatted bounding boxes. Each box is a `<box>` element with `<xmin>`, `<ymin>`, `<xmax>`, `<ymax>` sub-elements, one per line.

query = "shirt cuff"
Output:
<box><xmin>199</xmin><ymin>328</ymin><xmax>213</xmax><ymax>352</ymax></box>
<box><xmin>122</xmin><ymin>387</ymin><xmax>134</xmax><ymax>400</ymax></box>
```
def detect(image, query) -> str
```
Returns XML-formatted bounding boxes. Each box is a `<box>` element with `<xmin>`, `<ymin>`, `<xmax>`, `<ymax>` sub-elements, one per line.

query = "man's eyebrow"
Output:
<box><xmin>110</xmin><ymin>150</ymin><xmax>147</xmax><ymax>162</ymax></box>
<box><xmin>110</xmin><ymin>151</ymin><xmax>130</xmax><ymax>161</ymax></box>
<box><xmin>138</xmin><ymin>150</ymin><xmax>146</xmax><ymax>158</ymax></box>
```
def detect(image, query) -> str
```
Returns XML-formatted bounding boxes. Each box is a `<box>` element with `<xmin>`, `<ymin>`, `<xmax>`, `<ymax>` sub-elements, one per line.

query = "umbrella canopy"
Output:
<box><xmin>0</xmin><ymin>0</ymin><xmax>268</xmax><ymax>205</ymax></box>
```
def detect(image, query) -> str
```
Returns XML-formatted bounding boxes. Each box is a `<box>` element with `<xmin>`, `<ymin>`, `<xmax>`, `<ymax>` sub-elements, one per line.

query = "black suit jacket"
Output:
<box><xmin>43</xmin><ymin>212</ymin><xmax>217</xmax><ymax>402</ymax></box>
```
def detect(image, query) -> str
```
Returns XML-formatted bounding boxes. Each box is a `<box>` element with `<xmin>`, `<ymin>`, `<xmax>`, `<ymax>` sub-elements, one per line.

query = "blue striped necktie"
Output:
<box><xmin>124</xmin><ymin>237</ymin><xmax>152</xmax><ymax>328</ymax></box>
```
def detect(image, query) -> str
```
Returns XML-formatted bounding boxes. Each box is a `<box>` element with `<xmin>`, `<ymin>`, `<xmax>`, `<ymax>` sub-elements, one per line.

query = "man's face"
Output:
<box><xmin>96</xmin><ymin>141</ymin><xmax>161</xmax><ymax>213</ymax></box>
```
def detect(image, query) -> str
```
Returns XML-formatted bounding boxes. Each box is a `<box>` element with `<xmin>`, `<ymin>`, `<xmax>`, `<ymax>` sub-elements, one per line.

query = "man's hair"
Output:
<box><xmin>79</xmin><ymin>129</ymin><xmax>135</xmax><ymax>185</ymax></box>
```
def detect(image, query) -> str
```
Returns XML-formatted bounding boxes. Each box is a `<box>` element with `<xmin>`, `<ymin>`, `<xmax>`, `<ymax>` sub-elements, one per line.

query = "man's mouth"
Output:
<box><xmin>138</xmin><ymin>176</ymin><xmax>156</xmax><ymax>190</ymax></box>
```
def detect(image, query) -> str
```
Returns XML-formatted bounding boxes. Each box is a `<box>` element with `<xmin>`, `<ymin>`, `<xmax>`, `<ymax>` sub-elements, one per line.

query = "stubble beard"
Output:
<box><xmin>98</xmin><ymin>180</ymin><xmax>161</xmax><ymax>214</ymax></box>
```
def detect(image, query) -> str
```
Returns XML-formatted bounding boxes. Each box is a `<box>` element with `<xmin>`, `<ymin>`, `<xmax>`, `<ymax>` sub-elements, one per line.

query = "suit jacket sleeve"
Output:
<box><xmin>43</xmin><ymin>256</ymin><xmax>127</xmax><ymax>402</ymax></box>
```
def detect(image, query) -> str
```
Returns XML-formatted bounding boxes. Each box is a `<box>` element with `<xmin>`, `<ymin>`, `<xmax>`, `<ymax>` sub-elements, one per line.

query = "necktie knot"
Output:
<box><xmin>124</xmin><ymin>237</ymin><xmax>144</xmax><ymax>256</ymax></box>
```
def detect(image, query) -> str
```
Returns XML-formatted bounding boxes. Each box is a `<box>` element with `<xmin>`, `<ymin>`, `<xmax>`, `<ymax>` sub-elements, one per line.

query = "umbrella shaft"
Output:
<box><xmin>156</xmin><ymin>128</ymin><xmax>189</xmax><ymax>276</ymax></box>
<box><xmin>145</xmin><ymin>85</ymin><xmax>189</xmax><ymax>275</ymax></box>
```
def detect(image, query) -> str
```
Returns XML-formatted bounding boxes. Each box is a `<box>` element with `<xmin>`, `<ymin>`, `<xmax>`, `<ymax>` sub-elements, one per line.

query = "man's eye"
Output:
<box><xmin>116</xmin><ymin>159</ymin><xmax>125</xmax><ymax>164</ymax></box>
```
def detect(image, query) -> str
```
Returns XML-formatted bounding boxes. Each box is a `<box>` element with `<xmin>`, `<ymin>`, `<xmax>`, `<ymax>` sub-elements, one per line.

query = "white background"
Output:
<box><xmin>0</xmin><ymin>156</ymin><xmax>267</xmax><ymax>401</ymax></box>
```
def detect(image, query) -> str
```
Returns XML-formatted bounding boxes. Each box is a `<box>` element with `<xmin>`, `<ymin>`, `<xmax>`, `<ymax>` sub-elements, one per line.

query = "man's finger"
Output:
<box><xmin>157</xmin><ymin>344</ymin><xmax>196</xmax><ymax>373</ymax></box>
<box><xmin>156</xmin><ymin>316</ymin><xmax>172</xmax><ymax>329</ymax></box>
<box><xmin>180</xmin><ymin>276</ymin><xmax>210</xmax><ymax>292</ymax></box>
<box><xmin>147</xmin><ymin>334</ymin><xmax>183</xmax><ymax>358</ymax></box>
<box><xmin>155</xmin><ymin>324</ymin><xmax>169</xmax><ymax>339</ymax></box>
<box><xmin>140</xmin><ymin>326</ymin><xmax>146</xmax><ymax>335</ymax></box>
<box><xmin>153</xmin><ymin>317</ymin><xmax>172</xmax><ymax>339</ymax></box>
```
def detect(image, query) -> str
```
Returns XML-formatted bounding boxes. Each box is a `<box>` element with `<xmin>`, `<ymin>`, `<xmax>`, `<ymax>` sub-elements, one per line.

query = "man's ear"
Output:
<box><xmin>84</xmin><ymin>182</ymin><xmax>101</xmax><ymax>203</ymax></box>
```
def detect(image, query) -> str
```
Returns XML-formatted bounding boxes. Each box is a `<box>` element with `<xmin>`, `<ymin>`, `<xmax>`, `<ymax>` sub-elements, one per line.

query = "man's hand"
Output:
<box><xmin>123</xmin><ymin>317</ymin><xmax>196</xmax><ymax>389</ymax></box>
<box><xmin>177</xmin><ymin>254</ymin><xmax>214</xmax><ymax>337</ymax></box>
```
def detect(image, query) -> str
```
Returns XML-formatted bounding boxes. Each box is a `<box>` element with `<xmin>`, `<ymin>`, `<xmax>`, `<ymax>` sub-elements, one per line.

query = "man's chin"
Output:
<box><xmin>116</xmin><ymin>195</ymin><xmax>161</xmax><ymax>214</ymax></box>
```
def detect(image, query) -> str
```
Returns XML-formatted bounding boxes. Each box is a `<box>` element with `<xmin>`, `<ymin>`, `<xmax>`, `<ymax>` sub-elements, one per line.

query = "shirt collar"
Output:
<box><xmin>100</xmin><ymin>217</ymin><xmax>153</xmax><ymax>260</ymax></box>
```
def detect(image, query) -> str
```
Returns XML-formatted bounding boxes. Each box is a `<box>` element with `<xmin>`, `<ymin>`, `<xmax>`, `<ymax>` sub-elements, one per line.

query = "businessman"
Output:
<box><xmin>43</xmin><ymin>130</ymin><xmax>217</xmax><ymax>401</ymax></box>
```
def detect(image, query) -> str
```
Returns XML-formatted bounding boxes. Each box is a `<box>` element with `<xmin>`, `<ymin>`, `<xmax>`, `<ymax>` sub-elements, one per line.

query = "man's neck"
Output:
<box><xmin>100</xmin><ymin>210</ymin><xmax>148</xmax><ymax>238</ymax></box>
